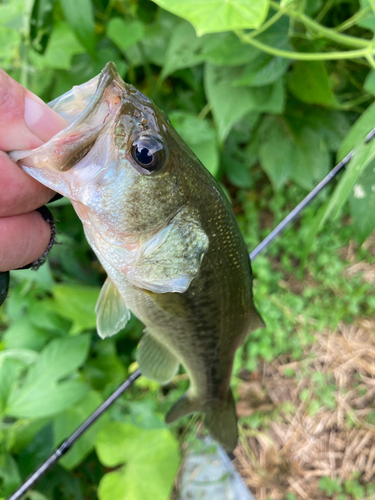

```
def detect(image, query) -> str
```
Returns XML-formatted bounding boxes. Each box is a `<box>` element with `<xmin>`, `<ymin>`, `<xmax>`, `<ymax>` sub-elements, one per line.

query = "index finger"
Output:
<box><xmin>0</xmin><ymin>69</ymin><xmax>67</xmax><ymax>151</ymax></box>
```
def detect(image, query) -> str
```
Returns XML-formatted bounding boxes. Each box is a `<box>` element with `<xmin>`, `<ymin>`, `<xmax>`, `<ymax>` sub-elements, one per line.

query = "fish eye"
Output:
<box><xmin>131</xmin><ymin>135</ymin><xmax>166</xmax><ymax>174</ymax></box>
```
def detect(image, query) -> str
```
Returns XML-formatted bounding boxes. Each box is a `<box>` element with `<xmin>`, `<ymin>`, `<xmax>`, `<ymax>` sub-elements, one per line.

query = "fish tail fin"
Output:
<box><xmin>203</xmin><ymin>389</ymin><xmax>238</xmax><ymax>452</ymax></box>
<box><xmin>165</xmin><ymin>389</ymin><xmax>238</xmax><ymax>452</ymax></box>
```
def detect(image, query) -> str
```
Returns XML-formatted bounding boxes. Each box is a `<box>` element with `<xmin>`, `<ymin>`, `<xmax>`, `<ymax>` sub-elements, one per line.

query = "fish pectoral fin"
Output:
<box><xmin>137</xmin><ymin>331</ymin><xmax>180</xmax><ymax>384</ymax></box>
<box><xmin>127</xmin><ymin>208</ymin><xmax>209</xmax><ymax>294</ymax></box>
<box><xmin>95</xmin><ymin>277</ymin><xmax>130</xmax><ymax>339</ymax></box>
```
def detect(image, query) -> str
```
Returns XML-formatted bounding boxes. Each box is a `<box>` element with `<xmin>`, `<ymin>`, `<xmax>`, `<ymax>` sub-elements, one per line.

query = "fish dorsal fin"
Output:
<box><xmin>137</xmin><ymin>331</ymin><xmax>179</xmax><ymax>384</ymax></box>
<box><xmin>95</xmin><ymin>277</ymin><xmax>130</xmax><ymax>339</ymax></box>
<box><xmin>127</xmin><ymin>208</ymin><xmax>209</xmax><ymax>294</ymax></box>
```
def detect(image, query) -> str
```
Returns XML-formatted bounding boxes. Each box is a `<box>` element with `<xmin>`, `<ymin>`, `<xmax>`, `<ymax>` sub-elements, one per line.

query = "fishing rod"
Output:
<box><xmin>5</xmin><ymin>127</ymin><xmax>375</xmax><ymax>500</ymax></box>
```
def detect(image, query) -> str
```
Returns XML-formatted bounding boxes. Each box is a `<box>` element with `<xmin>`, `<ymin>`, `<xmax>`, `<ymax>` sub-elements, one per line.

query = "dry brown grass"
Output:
<box><xmin>234</xmin><ymin>320</ymin><xmax>375</xmax><ymax>500</ymax></box>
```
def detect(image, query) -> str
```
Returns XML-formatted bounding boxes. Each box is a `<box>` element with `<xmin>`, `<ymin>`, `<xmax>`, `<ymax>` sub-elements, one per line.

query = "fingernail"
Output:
<box><xmin>24</xmin><ymin>97</ymin><xmax>45</xmax><ymax>136</ymax></box>
<box><xmin>24</xmin><ymin>95</ymin><xmax>67</xmax><ymax>143</ymax></box>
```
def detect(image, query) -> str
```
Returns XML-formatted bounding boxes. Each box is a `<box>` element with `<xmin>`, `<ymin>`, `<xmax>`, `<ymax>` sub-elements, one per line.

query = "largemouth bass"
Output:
<box><xmin>11</xmin><ymin>63</ymin><xmax>264</xmax><ymax>451</ymax></box>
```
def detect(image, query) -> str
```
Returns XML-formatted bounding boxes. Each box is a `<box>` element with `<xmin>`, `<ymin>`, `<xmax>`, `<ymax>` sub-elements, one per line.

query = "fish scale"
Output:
<box><xmin>10</xmin><ymin>62</ymin><xmax>264</xmax><ymax>451</ymax></box>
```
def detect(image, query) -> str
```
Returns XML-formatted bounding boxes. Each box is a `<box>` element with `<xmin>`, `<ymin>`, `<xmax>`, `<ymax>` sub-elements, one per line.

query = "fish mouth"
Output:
<box><xmin>10</xmin><ymin>62</ymin><xmax>126</xmax><ymax>170</ymax></box>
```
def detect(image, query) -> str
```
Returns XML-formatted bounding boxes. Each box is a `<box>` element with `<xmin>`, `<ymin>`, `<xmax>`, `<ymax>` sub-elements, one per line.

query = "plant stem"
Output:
<box><xmin>198</xmin><ymin>102</ymin><xmax>211</xmax><ymax>120</ymax></box>
<box><xmin>366</xmin><ymin>53</ymin><xmax>375</xmax><ymax>69</ymax></box>
<box><xmin>245</xmin><ymin>10</ymin><xmax>284</xmax><ymax>39</ymax></box>
<box><xmin>236</xmin><ymin>30</ymin><xmax>371</xmax><ymax>61</ymax></box>
<box><xmin>335</xmin><ymin>6</ymin><xmax>371</xmax><ymax>32</ymax></box>
<box><xmin>315</xmin><ymin>0</ymin><xmax>335</xmax><ymax>23</ymax></box>
<box><xmin>270</xmin><ymin>0</ymin><xmax>369</xmax><ymax>49</ymax></box>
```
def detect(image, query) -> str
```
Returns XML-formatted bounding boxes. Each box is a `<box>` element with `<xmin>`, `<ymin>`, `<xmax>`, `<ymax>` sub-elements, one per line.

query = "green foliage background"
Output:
<box><xmin>1</xmin><ymin>0</ymin><xmax>375</xmax><ymax>498</ymax></box>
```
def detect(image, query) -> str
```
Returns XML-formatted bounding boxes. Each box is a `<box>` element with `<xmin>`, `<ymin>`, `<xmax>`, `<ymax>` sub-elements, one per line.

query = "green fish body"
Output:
<box><xmin>11</xmin><ymin>63</ymin><xmax>264</xmax><ymax>451</ymax></box>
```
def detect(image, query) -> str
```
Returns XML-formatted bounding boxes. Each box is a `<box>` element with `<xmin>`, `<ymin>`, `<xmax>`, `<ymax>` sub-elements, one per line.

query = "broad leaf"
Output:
<box><xmin>51</xmin><ymin>284</ymin><xmax>100</xmax><ymax>334</ymax></box>
<box><xmin>349</xmin><ymin>159</ymin><xmax>375</xmax><ymax>243</ymax></box>
<box><xmin>205</xmin><ymin>64</ymin><xmax>283</xmax><ymax>142</ymax></box>
<box><xmin>169</xmin><ymin>111</ymin><xmax>219</xmax><ymax>176</ymax></box>
<box><xmin>60</xmin><ymin>0</ymin><xmax>96</xmax><ymax>56</ymax></box>
<box><xmin>321</xmin><ymin>140</ymin><xmax>375</xmax><ymax>228</ymax></box>
<box><xmin>6</xmin><ymin>336</ymin><xmax>90</xmax><ymax>418</ymax></box>
<box><xmin>201</xmin><ymin>32</ymin><xmax>261</xmax><ymax>66</ymax></box>
<box><xmin>96</xmin><ymin>422</ymin><xmax>180</xmax><ymax>500</ymax></box>
<box><xmin>30</xmin><ymin>0</ymin><xmax>55</xmax><ymax>54</ymax></box>
<box><xmin>107</xmin><ymin>18</ymin><xmax>145</xmax><ymax>52</ymax></box>
<box><xmin>29</xmin><ymin>22</ymin><xmax>85</xmax><ymax>70</ymax></box>
<box><xmin>54</xmin><ymin>391</ymin><xmax>109</xmax><ymax>469</ymax></box>
<box><xmin>258</xmin><ymin>116</ymin><xmax>293</xmax><ymax>190</ymax></box>
<box><xmin>0</xmin><ymin>358</ymin><xmax>25</xmax><ymax>414</ymax></box>
<box><xmin>364</xmin><ymin>69</ymin><xmax>375</xmax><ymax>95</ymax></box>
<box><xmin>288</xmin><ymin>61</ymin><xmax>337</xmax><ymax>107</ymax></box>
<box><xmin>151</xmin><ymin>0</ymin><xmax>270</xmax><ymax>36</ymax></box>
<box><xmin>233</xmin><ymin>31</ymin><xmax>291</xmax><ymax>87</ymax></box>
<box><xmin>0</xmin><ymin>453</ymin><xmax>20</xmax><ymax>497</ymax></box>
<box><xmin>0</xmin><ymin>0</ymin><xmax>23</xmax><ymax>28</ymax></box>
<box><xmin>0</xmin><ymin>27</ymin><xmax>21</xmax><ymax>66</ymax></box>
<box><xmin>257</xmin><ymin>115</ymin><xmax>330</xmax><ymax>190</ymax></box>
<box><xmin>7</xmin><ymin>380</ymin><xmax>89</xmax><ymax>419</ymax></box>
<box><xmin>338</xmin><ymin>100</ymin><xmax>375</xmax><ymax>160</ymax></box>
<box><xmin>160</xmin><ymin>21</ymin><xmax>206</xmax><ymax>79</ymax></box>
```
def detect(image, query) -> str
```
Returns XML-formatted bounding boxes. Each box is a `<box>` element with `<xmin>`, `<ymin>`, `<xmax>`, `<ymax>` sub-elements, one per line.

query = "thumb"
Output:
<box><xmin>0</xmin><ymin>69</ymin><xmax>67</xmax><ymax>151</ymax></box>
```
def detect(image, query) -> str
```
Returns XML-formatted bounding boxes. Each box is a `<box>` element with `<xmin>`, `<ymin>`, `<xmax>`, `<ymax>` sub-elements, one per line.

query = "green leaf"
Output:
<box><xmin>107</xmin><ymin>18</ymin><xmax>145</xmax><ymax>52</ymax></box>
<box><xmin>257</xmin><ymin>115</ymin><xmax>329</xmax><ymax>190</ymax></box>
<box><xmin>51</xmin><ymin>284</ymin><xmax>100</xmax><ymax>334</ymax></box>
<box><xmin>7</xmin><ymin>380</ymin><xmax>89</xmax><ymax>419</ymax></box>
<box><xmin>141</xmin><ymin>11</ymin><xmax>176</xmax><ymax>66</ymax></box>
<box><xmin>300</xmin><ymin>109</ymin><xmax>351</xmax><ymax>152</ymax></box>
<box><xmin>233</xmin><ymin>31</ymin><xmax>291</xmax><ymax>87</ymax></box>
<box><xmin>358</xmin><ymin>0</ymin><xmax>375</xmax><ymax>31</ymax></box>
<box><xmin>0</xmin><ymin>453</ymin><xmax>20</xmax><ymax>497</ymax></box>
<box><xmin>54</xmin><ymin>391</ymin><xmax>109</xmax><ymax>469</ymax></box>
<box><xmin>320</xmin><ymin>140</ymin><xmax>375</xmax><ymax>231</ymax></box>
<box><xmin>288</xmin><ymin>61</ymin><xmax>337</xmax><ymax>107</ymax></box>
<box><xmin>0</xmin><ymin>27</ymin><xmax>21</xmax><ymax>66</ymax></box>
<box><xmin>205</xmin><ymin>64</ymin><xmax>283</xmax><ymax>142</ymax></box>
<box><xmin>233</xmin><ymin>53</ymin><xmax>290</xmax><ymax>87</ymax></box>
<box><xmin>258</xmin><ymin>116</ymin><xmax>293</xmax><ymax>190</ymax></box>
<box><xmin>85</xmin><ymin>339</ymin><xmax>126</xmax><ymax>390</ymax></box>
<box><xmin>6</xmin><ymin>336</ymin><xmax>90</xmax><ymax>418</ymax></box>
<box><xmin>25</xmin><ymin>335</ymin><xmax>91</xmax><ymax>385</ymax></box>
<box><xmin>289</xmin><ymin>126</ymin><xmax>330</xmax><ymax>189</ymax></box>
<box><xmin>169</xmin><ymin>111</ymin><xmax>219</xmax><ymax>176</ymax></box>
<box><xmin>349</xmin><ymin>159</ymin><xmax>375</xmax><ymax>244</ymax></box>
<box><xmin>0</xmin><ymin>0</ymin><xmax>23</xmax><ymax>29</ymax></box>
<box><xmin>338</xmin><ymin>101</ymin><xmax>375</xmax><ymax>160</ymax></box>
<box><xmin>225</xmin><ymin>160</ymin><xmax>253</xmax><ymax>188</ymax></box>
<box><xmin>364</xmin><ymin>69</ymin><xmax>375</xmax><ymax>95</ymax></box>
<box><xmin>60</xmin><ymin>0</ymin><xmax>95</xmax><ymax>56</ymax></box>
<box><xmin>11</xmin><ymin>261</ymin><xmax>54</xmax><ymax>289</ymax></box>
<box><xmin>96</xmin><ymin>422</ymin><xmax>180</xmax><ymax>500</ymax></box>
<box><xmin>29</xmin><ymin>22</ymin><xmax>85</xmax><ymax>70</ymax></box>
<box><xmin>151</xmin><ymin>0</ymin><xmax>270</xmax><ymax>36</ymax></box>
<box><xmin>30</xmin><ymin>0</ymin><xmax>55</xmax><ymax>54</ymax></box>
<box><xmin>3</xmin><ymin>316</ymin><xmax>50</xmax><ymax>351</ymax></box>
<box><xmin>160</xmin><ymin>21</ymin><xmax>206</xmax><ymax>80</ymax></box>
<box><xmin>201</xmin><ymin>32</ymin><xmax>261</xmax><ymax>66</ymax></box>
<box><xmin>0</xmin><ymin>358</ymin><xmax>25</xmax><ymax>415</ymax></box>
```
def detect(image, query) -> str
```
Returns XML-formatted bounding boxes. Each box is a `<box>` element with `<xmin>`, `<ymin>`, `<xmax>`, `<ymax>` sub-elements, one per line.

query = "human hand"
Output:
<box><xmin>0</xmin><ymin>69</ymin><xmax>67</xmax><ymax>271</ymax></box>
